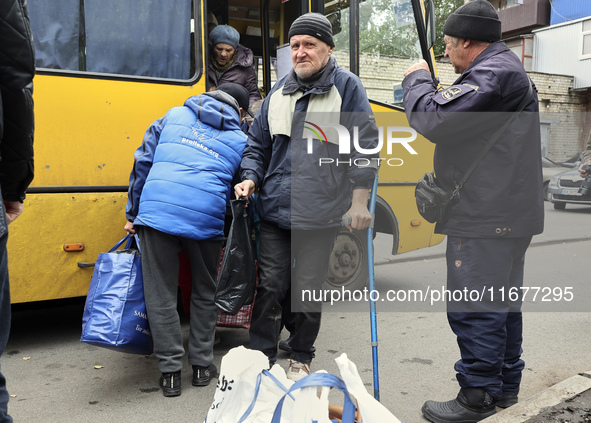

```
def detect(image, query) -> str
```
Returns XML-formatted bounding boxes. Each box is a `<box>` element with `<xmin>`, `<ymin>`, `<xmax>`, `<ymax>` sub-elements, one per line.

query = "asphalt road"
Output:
<box><xmin>2</xmin><ymin>201</ymin><xmax>590</xmax><ymax>423</ymax></box>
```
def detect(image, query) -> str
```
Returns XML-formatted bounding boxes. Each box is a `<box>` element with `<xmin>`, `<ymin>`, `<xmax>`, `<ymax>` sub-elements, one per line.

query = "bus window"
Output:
<box><xmin>28</xmin><ymin>0</ymin><xmax>80</xmax><ymax>70</ymax></box>
<box><xmin>28</xmin><ymin>0</ymin><xmax>193</xmax><ymax>79</ymax></box>
<box><xmin>330</xmin><ymin>0</ymin><xmax>430</xmax><ymax>105</ymax></box>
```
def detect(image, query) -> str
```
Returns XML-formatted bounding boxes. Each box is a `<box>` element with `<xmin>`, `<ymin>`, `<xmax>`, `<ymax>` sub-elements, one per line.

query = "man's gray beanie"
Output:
<box><xmin>288</xmin><ymin>13</ymin><xmax>334</xmax><ymax>47</ymax></box>
<box><xmin>443</xmin><ymin>0</ymin><xmax>502</xmax><ymax>43</ymax></box>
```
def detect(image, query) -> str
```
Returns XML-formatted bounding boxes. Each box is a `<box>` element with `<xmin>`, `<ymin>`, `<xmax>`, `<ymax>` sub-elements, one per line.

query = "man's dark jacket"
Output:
<box><xmin>0</xmin><ymin>0</ymin><xmax>35</xmax><ymax>202</ymax></box>
<box><xmin>403</xmin><ymin>41</ymin><xmax>543</xmax><ymax>238</ymax></box>
<box><xmin>240</xmin><ymin>56</ymin><xmax>379</xmax><ymax>230</ymax></box>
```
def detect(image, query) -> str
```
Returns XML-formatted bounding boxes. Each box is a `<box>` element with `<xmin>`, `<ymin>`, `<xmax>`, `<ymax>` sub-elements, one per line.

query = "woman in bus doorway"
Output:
<box><xmin>208</xmin><ymin>24</ymin><xmax>261</xmax><ymax>107</ymax></box>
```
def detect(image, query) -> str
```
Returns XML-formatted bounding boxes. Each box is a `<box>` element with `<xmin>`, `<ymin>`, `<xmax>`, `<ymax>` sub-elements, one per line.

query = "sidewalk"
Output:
<box><xmin>375</xmin><ymin>202</ymin><xmax>591</xmax><ymax>422</ymax></box>
<box><xmin>483</xmin><ymin>370</ymin><xmax>591</xmax><ymax>422</ymax></box>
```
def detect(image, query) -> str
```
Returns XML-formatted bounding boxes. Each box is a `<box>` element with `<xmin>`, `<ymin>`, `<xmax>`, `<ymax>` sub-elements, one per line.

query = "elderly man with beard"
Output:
<box><xmin>234</xmin><ymin>12</ymin><xmax>379</xmax><ymax>381</ymax></box>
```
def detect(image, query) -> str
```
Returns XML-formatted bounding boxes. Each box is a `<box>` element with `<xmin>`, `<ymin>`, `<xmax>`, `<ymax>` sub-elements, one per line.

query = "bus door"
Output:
<box><xmin>207</xmin><ymin>0</ymin><xmax>444</xmax><ymax>291</ymax></box>
<box><xmin>304</xmin><ymin>0</ymin><xmax>444</xmax><ymax>290</ymax></box>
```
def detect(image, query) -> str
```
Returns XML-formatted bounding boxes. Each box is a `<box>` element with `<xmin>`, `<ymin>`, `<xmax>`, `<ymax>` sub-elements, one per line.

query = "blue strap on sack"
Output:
<box><xmin>237</xmin><ymin>369</ymin><xmax>295</xmax><ymax>423</ymax></box>
<box><xmin>108</xmin><ymin>233</ymin><xmax>141</xmax><ymax>253</ymax></box>
<box><xmin>271</xmin><ymin>373</ymin><xmax>357</xmax><ymax>423</ymax></box>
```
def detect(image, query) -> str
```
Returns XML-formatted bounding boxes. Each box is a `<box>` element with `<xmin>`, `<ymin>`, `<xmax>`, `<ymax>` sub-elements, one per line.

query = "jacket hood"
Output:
<box><xmin>184</xmin><ymin>93</ymin><xmax>242</xmax><ymax>132</ymax></box>
<box><xmin>233</xmin><ymin>44</ymin><xmax>255</xmax><ymax>68</ymax></box>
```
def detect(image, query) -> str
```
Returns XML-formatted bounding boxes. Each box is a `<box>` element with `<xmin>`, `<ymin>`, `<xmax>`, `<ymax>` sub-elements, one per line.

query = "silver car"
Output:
<box><xmin>542</xmin><ymin>157</ymin><xmax>574</xmax><ymax>200</ymax></box>
<box><xmin>547</xmin><ymin>166</ymin><xmax>591</xmax><ymax>210</ymax></box>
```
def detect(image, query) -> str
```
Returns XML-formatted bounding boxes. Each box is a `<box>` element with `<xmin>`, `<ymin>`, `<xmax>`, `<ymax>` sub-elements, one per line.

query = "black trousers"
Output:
<box><xmin>446</xmin><ymin>236</ymin><xmax>532</xmax><ymax>399</ymax></box>
<box><xmin>0</xmin><ymin>201</ymin><xmax>12</xmax><ymax>423</ymax></box>
<box><xmin>249</xmin><ymin>221</ymin><xmax>337</xmax><ymax>365</ymax></box>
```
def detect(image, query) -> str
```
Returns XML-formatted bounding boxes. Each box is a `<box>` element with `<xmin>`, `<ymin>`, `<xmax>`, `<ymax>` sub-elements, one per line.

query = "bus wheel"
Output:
<box><xmin>325</xmin><ymin>228</ymin><xmax>368</xmax><ymax>291</ymax></box>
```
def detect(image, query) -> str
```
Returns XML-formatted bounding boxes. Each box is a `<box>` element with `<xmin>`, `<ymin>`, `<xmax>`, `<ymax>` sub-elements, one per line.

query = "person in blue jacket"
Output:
<box><xmin>124</xmin><ymin>83</ymin><xmax>249</xmax><ymax>397</ymax></box>
<box><xmin>234</xmin><ymin>13</ymin><xmax>379</xmax><ymax>382</ymax></box>
<box><xmin>402</xmin><ymin>1</ymin><xmax>543</xmax><ymax>422</ymax></box>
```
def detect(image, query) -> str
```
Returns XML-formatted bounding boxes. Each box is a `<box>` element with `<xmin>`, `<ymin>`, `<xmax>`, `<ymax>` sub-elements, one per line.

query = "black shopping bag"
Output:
<box><xmin>215</xmin><ymin>198</ymin><xmax>256</xmax><ymax>315</ymax></box>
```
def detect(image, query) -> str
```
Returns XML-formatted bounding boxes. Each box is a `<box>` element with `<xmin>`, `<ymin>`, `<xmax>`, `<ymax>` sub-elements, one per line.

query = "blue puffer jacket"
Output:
<box><xmin>126</xmin><ymin>92</ymin><xmax>247</xmax><ymax>240</ymax></box>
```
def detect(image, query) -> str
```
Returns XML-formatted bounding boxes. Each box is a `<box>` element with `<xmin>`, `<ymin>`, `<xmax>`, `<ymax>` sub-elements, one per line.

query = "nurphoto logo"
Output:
<box><xmin>303</xmin><ymin>121</ymin><xmax>419</xmax><ymax>167</ymax></box>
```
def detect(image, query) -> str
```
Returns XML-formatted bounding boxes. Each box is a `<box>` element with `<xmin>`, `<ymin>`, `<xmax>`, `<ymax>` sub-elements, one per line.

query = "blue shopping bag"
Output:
<box><xmin>81</xmin><ymin>234</ymin><xmax>153</xmax><ymax>355</ymax></box>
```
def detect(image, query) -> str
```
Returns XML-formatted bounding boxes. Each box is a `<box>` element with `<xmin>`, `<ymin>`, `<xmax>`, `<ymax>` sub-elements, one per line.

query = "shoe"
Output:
<box><xmin>422</xmin><ymin>388</ymin><xmax>496</xmax><ymax>423</ymax></box>
<box><xmin>159</xmin><ymin>371</ymin><xmax>181</xmax><ymax>397</ymax></box>
<box><xmin>192</xmin><ymin>363</ymin><xmax>218</xmax><ymax>386</ymax></box>
<box><xmin>278</xmin><ymin>334</ymin><xmax>294</xmax><ymax>353</ymax></box>
<box><xmin>286</xmin><ymin>360</ymin><xmax>310</xmax><ymax>382</ymax></box>
<box><xmin>278</xmin><ymin>335</ymin><xmax>316</xmax><ymax>355</ymax></box>
<box><xmin>496</xmin><ymin>394</ymin><xmax>518</xmax><ymax>408</ymax></box>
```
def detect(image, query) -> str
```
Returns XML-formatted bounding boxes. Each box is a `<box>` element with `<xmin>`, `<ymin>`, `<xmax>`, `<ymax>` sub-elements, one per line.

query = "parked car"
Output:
<box><xmin>542</xmin><ymin>157</ymin><xmax>573</xmax><ymax>200</ymax></box>
<box><xmin>547</xmin><ymin>166</ymin><xmax>591</xmax><ymax>209</ymax></box>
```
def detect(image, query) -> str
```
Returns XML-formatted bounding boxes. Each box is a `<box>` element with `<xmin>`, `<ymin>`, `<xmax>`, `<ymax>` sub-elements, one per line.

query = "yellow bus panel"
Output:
<box><xmin>31</xmin><ymin>74</ymin><xmax>205</xmax><ymax>188</ymax></box>
<box><xmin>8</xmin><ymin>192</ymin><xmax>128</xmax><ymax>303</ymax></box>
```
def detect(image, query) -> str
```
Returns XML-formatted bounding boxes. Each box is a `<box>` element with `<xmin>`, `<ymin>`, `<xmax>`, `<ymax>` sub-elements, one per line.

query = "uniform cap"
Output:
<box><xmin>443</xmin><ymin>0</ymin><xmax>501</xmax><ymax>43</ymax></box>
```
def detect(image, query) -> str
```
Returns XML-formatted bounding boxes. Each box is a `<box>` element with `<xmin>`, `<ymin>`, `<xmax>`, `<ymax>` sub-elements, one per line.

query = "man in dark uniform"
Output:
<box><xmin>402</xmin><ymin>1</ymin><xmax>543</xmax><ymax>422</ymax></box>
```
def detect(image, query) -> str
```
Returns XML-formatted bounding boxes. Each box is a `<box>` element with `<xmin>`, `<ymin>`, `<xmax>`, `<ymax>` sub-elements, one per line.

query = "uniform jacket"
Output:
<box><xmin>126</xmin><ymin>92</ymin><xmax>247</xmax><ymax>240</ymax></box>
<box><xmin>403</xmin><ymin>41</ymin><xmax>544</xmax><ymax>238</ymax></box>
<box><xmin>240</xmin><ymin>56</ymin><xmax>379</xmax><ymax>230</ymax></box>
<box><xmin>208</xmin><ymin>44</ymin><xmax>261</xmax><ymax>106</ymax></box>
<box><xmin>0</xmin><ymin>0</ymin><xmax>35</xmax><ymax>202</ymax></box>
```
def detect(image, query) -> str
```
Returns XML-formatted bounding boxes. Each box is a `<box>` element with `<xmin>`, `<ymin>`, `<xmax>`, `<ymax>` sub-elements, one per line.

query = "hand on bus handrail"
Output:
<box><xmin>404</xmin><ymin>59</ymin><xmax>430</xmax><ymax>78</ymax></box>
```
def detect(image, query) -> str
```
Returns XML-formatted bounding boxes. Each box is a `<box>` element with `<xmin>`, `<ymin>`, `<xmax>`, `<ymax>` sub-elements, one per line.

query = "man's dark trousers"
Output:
<box><xmin>249</xmin><ymin>221</ymin><xmax>337</xmax><ymax>365</ymax></box>
<box><xmin>0</xmin><ymin>203</ymin><xmax>12</xmax><ymax>423</ymax></box>
<box><xmin>446</xmin><ymin>236</ymin><xmax>532</xmax><ymax>400</ymax></box>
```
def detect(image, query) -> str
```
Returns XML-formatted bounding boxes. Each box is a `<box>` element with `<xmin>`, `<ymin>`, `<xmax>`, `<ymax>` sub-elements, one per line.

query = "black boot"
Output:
<box><xmin>192</xmin><ymin>363</ymin><xmax>218</xmax><ymax>386</ymax></box>
<box><xmin>278</xmin><ymin>333</ymin><xmax>294</xmax><ymax>353</ymax></box>
<box><xmin>159</xmin><ymin>371</ymin><xmax>181</xmax><ymax>397</ymax></box>
<box><xmin>422</xmin><ymin>387</ymin><xmax>497</xmax><ymax>423</ymax></box>
<box><xmin>496</xmin><ymin>392</ymin><xmax>518</xmax><ymax>408</ymax></box>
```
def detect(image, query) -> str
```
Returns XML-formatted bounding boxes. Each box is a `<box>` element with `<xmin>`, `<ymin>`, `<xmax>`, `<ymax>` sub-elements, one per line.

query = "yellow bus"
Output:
<box><xmin>9</xmin><ymin>0</ymin><xmax>442</xmax><ymax>303</ymax></box>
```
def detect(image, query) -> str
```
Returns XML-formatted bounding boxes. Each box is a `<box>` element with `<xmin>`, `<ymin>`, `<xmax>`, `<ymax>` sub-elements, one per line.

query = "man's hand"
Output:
<box><xmin>124</xmin><ymin>221</ymin><xmax>136</xmax><ymax>234</ymax></box>
<box><xmin>343</xmin><ymin>189</ymin><xmax>372</xmax><ymax>232</ymax></box>
<box><xmin>4</xmin><ymin>201</ymin><xmax>23</xmax><ymax>225</ymax></box>
<box><xmin>234</xmin><ymin>179</ymin><xmax>255</xmax><ymax>199</ymax></box>
<box><xmin>404</xmin><ymin>59</ymin><xmax>430</xmax><ymax>78</ymax></box>
<box><xmin>579</xmin><ymin>160</ymin><xmax>591</xmax><ymax>177</ymax></box>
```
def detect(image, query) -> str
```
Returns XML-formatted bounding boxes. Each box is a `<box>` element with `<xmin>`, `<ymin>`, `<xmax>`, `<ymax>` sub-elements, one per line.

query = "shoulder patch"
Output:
<box><xmin>441</xmin><ymin>86</ymin><xmax>463</xmax><ymax>100</ymax></box>
<box><xmin>462</xmin><ymin>83</ymin><xmax>479</xmax><ymax>91</ymax></box>
<box><xmin>433</xmin><ymin>84</ymin><xmax>476</xmax><ymax>105</ymax></box>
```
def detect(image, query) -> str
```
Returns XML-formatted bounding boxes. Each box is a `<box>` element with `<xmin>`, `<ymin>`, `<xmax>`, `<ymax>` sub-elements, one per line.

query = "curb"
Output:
<box><xmin>482</xmin><ymin>371</ymin><xmax>591</xmax><ymax>422</ymax></box>
<box><xmin>374</xmin><ymin>236</ymin><xmax>591</xmax><ymax>266</ymax></box>
<box><xmin>372</xmin><ymin>237</ymin><xmax>591</xmax><ymax>422</ymax></box>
